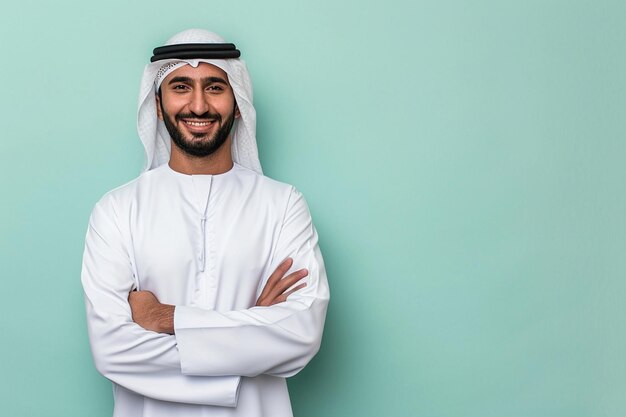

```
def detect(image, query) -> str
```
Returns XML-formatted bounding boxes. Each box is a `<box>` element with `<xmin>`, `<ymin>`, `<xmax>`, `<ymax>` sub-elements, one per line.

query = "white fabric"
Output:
<box><xmin>82</xmin><ymin>163</ymin><xmax>329</xmax><ymax>416</ymax></box>
<box><xmin>137</xmin><ymin>29</ymin><xmax>262</xmax><ymax>174</ymax></box>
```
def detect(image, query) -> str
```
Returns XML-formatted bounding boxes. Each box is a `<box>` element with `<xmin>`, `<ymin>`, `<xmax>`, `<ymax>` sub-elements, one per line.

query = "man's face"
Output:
<box><xmin>156</xmin><ymin>63</ymin><xmax>240</xmax><ymax>157</ymax></box>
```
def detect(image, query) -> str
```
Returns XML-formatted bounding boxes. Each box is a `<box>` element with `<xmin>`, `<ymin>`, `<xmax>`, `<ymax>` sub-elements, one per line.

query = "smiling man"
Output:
<box><xmin>81</xmin><ymin>29</ymin><xmax>329</xmax><ymax>417</ymax></box>
<box><xmin>158</xmin><ymin>65</ymin><xmax>237</xmax><ymax>160</ymax></box>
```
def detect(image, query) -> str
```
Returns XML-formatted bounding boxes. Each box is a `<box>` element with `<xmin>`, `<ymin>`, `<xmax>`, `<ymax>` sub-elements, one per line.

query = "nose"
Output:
<box><xmin>189</xmin><ymin>88</ymin><xmax>210</xmax><ymax>116</ymax></box>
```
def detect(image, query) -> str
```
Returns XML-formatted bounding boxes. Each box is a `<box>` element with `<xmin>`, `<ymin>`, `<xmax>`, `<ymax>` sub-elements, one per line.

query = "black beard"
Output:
<box><xmin>161</xmin><ymin>105</ymin><xmax>236</xmax><ymax>158</ymax></box>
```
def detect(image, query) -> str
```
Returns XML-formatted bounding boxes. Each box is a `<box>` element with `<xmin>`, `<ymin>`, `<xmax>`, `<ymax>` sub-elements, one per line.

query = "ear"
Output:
<box><xmin>234</xmin><ymin>105</ymin><xmax>241</xmax><ymax>119</ymax></box>
<box><xmin>156</xmin><ymin>93</ymin><xmax>163</xmax><ymax>121</ymax></box>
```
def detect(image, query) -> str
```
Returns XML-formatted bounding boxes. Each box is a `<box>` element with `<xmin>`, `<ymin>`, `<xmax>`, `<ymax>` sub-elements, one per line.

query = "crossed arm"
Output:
<box><xmin>128</xmin><ymin>257</ymin><xmax>309</xmax><ymax>334</ymax></box>
<box><xmin>82</xmin><ymin>188</ymin><xmax>329</xmax><ymax>407</ymax></box>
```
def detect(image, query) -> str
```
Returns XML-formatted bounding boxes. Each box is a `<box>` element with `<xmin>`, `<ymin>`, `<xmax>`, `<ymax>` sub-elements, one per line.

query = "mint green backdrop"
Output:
<box><xmin>1</xmin><ymin>1</ymin><xmax>625</xmax><ymax>416</ymax></box>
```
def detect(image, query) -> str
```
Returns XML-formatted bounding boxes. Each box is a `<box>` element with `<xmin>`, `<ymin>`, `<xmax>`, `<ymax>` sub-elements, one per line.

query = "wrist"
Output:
<box><xmin>155</xmin><ymin>304</ymin><xmax>175</xmax><ymax>334</ymax></box>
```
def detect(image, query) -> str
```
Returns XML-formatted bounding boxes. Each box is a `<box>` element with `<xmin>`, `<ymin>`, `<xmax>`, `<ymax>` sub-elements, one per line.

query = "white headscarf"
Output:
<box><xmin>137</xmin><ymin>29</ymin><xmax>262</xmax><ymax>174</ymax></box>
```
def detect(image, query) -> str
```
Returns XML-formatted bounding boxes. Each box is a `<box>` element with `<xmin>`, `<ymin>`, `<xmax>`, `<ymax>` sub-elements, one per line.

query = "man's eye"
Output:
<box><xmin>172</xmin><ymin>85</ymin><xmax>189</xmax><ymax>91</ymax></box>
<box><xmin>207</xmin><ymin>85</ymin><xmax>224</xmax><ymax>92</ymax></box>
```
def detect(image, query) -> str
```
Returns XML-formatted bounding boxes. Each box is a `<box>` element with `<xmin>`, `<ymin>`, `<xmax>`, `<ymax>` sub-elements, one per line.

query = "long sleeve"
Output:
<box><xmin>174</xmin><ymin>187</ymin><xmax>330</xmax><ymax>378</ymax></box>
<box><xmin>81</xmin><ymin>195</ymin><xmax>241</xmax><ymax>406</ymax></box>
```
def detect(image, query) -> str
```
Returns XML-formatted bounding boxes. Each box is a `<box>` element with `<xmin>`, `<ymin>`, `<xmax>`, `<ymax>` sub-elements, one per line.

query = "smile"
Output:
<box><xmin>183</xmin><ymin>120</ymin><xmax>215</xmax><ymax>127</ymax></box>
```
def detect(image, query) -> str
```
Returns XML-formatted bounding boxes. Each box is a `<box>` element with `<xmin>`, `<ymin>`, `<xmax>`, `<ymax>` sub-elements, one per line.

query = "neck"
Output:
<box><xmin>168</xmin><ymin>137</ymin><xmax>234</xmax><ymax>175</ymax></box>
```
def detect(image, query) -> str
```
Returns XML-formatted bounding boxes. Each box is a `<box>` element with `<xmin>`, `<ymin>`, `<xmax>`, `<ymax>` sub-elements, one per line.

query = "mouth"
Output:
<box><xmin>180</xmin><ymin>118</ymin><xmax>217</xmax><ymax>134</ymax></box>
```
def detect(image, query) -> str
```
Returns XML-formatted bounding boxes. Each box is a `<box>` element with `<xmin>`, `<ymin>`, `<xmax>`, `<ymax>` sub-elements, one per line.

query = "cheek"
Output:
<box><xmin>161</xmin><ymin>94</ymin><xmax>186</xmax><ymax>115</ymax></box>
<box><xmin>218</xmin><ymin>97</ymin><xmax>237</xmax><ymax>115</ymax></box>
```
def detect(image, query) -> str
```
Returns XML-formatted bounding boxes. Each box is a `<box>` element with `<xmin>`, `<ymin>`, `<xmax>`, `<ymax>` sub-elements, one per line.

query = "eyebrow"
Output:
<box><xmin>167</xmin><ymin>76</ymin><xmax>229</xmax><ymax>86</ymax></box>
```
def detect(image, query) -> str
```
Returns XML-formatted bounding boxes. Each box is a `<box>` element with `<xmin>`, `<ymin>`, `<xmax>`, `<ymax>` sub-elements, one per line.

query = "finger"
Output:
<box><xmin>268</xmin><ymin>268</ymin><xmax>308</xmax><ymax>301</ymax></box>
<box><xmin>259</xmin><ymin>258</ymin><xmax>293</xmax><ymax>299</ymax></box>
<box><xmin>129</xmin><ymin>290</ymin><xmax>158</xmax><ymax>307</ymax></box>
<box><xmin>282</xmin><ymin>282</ymin><xmax>308</xmax><ymax>300</ymax></box>
<box><xmin>271</xmin><ymin>283</ymin><xmax>308</xmax><ymax>305</ymax></box>
<box><xmin>263</xmin><ymin>257</ymin><xmax>293</xmax><ymax>290</ymax></box>
<box><xmin>256</xmin><ymin>269</ymin><xmax>307</xmax><ymax>307</ymax></box>
<box><xmin>275</xmin><ymin>268</ymin><xmax>308</xmax><ymax>294</ymax></box>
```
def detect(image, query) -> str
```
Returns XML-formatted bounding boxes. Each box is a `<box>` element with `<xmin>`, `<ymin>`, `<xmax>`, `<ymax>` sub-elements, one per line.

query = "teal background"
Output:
<box><xmin>1</xmin><ymin>0</ymin><xmax>625</xmax><ymax>416</ymax></box>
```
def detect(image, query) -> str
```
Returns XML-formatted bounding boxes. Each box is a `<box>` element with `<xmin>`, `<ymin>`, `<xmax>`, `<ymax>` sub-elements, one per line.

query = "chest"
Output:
<box><xmin>128</xmin><ymin>187</ymin><xmax>284</xmax><ymax>310</ymax></box>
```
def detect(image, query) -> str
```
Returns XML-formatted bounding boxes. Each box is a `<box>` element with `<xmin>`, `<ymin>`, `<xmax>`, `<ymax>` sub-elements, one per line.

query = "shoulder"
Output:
<box><xmin>233</xmin><ymin>163</ymin><xmax>297</xmax><ymax>198</ymax></box>
<box><xmin>89</xmin><ymin>168</ymin><xmax>161</xmax><ymax>223</ymax></box>
<box><xmin>233</xmin><ymin>164</ymin><xmax>310</xmax><ymax>217</ymax></box>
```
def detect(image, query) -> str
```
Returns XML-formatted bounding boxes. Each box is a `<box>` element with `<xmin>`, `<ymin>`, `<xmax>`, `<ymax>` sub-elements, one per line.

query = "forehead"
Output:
<box><xmin>163</xmin><ymin>62</ymin><xmax>230</xmax><ymax>84</ymax></box>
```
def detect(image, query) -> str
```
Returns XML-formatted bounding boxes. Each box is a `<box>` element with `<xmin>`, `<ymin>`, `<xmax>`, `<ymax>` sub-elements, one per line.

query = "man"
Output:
<box><xmin>81</xmin><ymin>29</ymin><xmax>329</xmax><ymax>417</ymax></box>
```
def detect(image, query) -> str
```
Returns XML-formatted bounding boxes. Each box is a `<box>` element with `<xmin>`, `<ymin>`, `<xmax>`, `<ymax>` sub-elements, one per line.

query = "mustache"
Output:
<box><xmin>175</xmin><ymin>112</ymin><xmax>222</xmax><ymax>122</ymax></box>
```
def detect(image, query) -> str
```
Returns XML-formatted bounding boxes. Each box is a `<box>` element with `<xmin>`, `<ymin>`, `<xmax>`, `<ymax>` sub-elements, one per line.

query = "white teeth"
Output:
<box><xmin>186</xmin><ymin>121</ymin><xmax>212</xmax><ymax>126</ymax></box>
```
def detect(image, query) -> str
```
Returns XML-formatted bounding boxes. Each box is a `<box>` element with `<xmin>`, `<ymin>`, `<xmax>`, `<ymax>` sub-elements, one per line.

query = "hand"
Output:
<box><xmin>128</xmin><ymin>290</ymin><xmax>175</xmax><ymax>334</ymax></box>
<box><xmin>256</xmin><ymin>257</ymin><xmax>308</xmax><ymax>307</ymax></box>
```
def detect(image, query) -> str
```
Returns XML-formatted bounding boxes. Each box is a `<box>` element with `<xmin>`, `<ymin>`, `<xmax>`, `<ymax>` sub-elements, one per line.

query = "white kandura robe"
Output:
<box><xmin>81</xmin><ymin>162</ymin><xmax>329</xmax><ymax>417</ymax></box>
